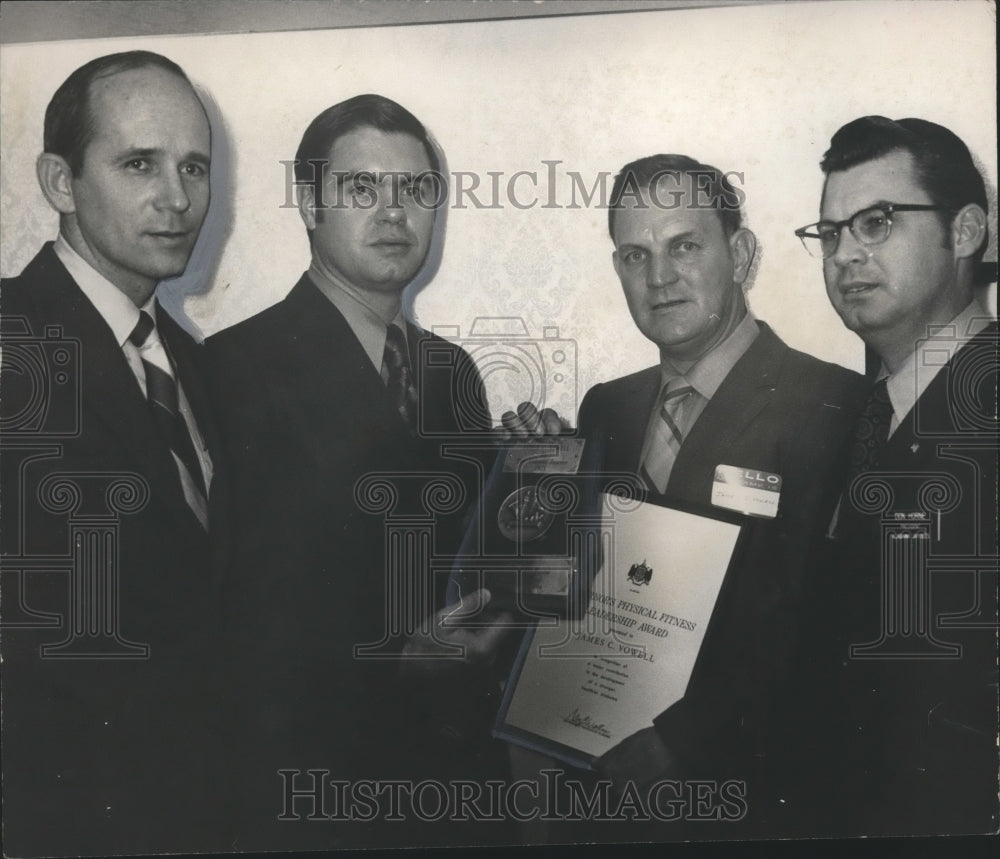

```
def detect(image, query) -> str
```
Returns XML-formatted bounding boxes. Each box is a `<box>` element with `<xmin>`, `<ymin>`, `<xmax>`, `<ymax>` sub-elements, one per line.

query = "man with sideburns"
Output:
<box><xmin>785</xmin><ymin>116</ymin><xmax>998</xmax><ymax>837</ymax></box>
<box><xmin>207</xmin><ymin>94</ymin><xmax>511</xmax><ymax>849</ymax></box>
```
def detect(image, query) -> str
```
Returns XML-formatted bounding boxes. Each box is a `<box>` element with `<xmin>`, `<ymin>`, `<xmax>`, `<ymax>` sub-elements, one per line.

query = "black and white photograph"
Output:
<box><xmin>1</xmin><ymin>1</ymin><xmax>997</xmax><ymax>857</ymax></box>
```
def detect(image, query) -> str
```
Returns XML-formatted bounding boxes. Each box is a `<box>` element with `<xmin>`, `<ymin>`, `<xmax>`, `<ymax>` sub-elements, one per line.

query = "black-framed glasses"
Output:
<box><xmin>794</xmin><ymin>203</ymin><xmax>952</xmax><ymax>259</ymax></box>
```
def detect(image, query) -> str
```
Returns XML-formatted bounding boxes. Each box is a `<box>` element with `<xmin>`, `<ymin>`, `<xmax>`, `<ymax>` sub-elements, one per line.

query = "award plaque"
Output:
<box><xmin>450</xmin><ymin>436</ymin><xmax>615</xmax><ymax>619</ymax></box>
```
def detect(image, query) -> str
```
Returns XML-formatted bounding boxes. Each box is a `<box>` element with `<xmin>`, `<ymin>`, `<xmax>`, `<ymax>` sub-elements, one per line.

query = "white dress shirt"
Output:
<box><xmin>53</xmin><ymin>236</ymin><xmax>213</xmax><ymax>509</ymax></box>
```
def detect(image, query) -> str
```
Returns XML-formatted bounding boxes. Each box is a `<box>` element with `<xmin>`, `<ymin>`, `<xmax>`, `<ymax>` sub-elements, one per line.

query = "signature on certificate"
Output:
<box><xmin>562</xmin><ymin>707</ymin><xmax>611</xmax><ymax>738</ymax></box>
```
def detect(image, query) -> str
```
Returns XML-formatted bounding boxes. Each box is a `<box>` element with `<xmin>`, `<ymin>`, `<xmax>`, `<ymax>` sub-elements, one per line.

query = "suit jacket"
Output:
<box><xmin>206</xmin><ymin>274</ymin><xmax>500</xmax><ymax>849</ymax></box>
<box><xmin>577</xmin><ymin>322</ymin><xmax>867</xmax><ymax>781</ymax></box>
<box><xmin>0</xmin><ymin>243</ymin><xmax>234</xmax><ymax>856</ymax></box>
<box><xmin>794</xmin><ymin>323</ymin><xmax>999</xmax><ymax>837</ymax></box>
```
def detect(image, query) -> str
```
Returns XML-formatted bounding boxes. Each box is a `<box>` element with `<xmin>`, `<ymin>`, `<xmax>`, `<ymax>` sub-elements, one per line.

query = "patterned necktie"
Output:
<box><xmin>129</xmin><ymin>311</ymin><xmax>209</xmax><ymax>519</ymax></box>
<box><xmin>641</xmin><ymin>378</ymin><xmax>695</xmax><ymax>494</ymax></box>
<box><xmin>383</xmin><ymin>323</ymin><xmax>418</xmax><ymax>434</ymax></box>
<box><xmin>846</xmin><ymin>378</ymin><xmax>893</xmax><ymax>482</ymax></box>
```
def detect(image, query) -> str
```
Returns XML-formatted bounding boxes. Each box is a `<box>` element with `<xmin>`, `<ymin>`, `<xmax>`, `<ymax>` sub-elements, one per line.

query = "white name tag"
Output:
<box><xmin>711</xmin><ymin>464</ymin><xmax>781</xmax><ymax>519</ymax></box>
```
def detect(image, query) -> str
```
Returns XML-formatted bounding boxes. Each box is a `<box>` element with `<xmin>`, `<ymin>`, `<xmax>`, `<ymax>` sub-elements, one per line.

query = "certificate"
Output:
<box><xmin>495</xmin><ymin>494</ymin><xmax>744</xmax><ymax>768</ymax></box>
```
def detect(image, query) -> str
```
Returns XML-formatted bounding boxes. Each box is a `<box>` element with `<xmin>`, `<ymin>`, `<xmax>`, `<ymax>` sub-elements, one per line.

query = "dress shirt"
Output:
<box><xmin>53</xmin><ymin>235</ymin><xmax>213</xmax><ymax>499</ymax></box>
<box><xmin>638</xmin><ymin>311</ymin><xmax>761</xmax><ymax>471</ymax></box>
<box><xmin>882</xmin><ymin>301</ymin><xmax>992</xmax><ymax>437</ymax></box>
<box><xmin>308</xmin><ymin>263</ymin><xmax>409</xmax><ymax>382</ymax></box>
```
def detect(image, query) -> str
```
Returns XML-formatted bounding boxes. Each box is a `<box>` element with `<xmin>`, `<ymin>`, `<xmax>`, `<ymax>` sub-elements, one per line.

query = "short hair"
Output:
<box><xmin>294</xmin><ymin>94</ymin><xmax>440</xmax><ymax>202</ymax></box>
<box><xmin>44</xmin><ymin>51</ymin><xmax>193</xmax><ymax>176</ymax></box>
<box><xmin>821</xmin><ymin>116</ymin><xmax>989</xmax><ymax>264</ymax></box>
<box><xmin>608</xmin><ymin>154</ymin><xmax>744</xmax><ymax>241</ymax></box>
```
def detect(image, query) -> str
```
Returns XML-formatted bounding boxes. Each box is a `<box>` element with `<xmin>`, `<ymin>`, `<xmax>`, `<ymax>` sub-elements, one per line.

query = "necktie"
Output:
<box><xmin>846</xmin><ymin>378</ymin><xmax>893</xmax><ymax>482</ymax></box>
<box><xmin>383</xmin><ymin>323</ymin><xmax>418</xmax><ymax>434</ymax></box>
<box><xmin>129</xmin><ymin>311</ymin><xmax>209</xmax><ymax>520</ymax></box>
<box><xmin>641</xmin><ymin>378</ymin><xmax>695</xmax><ymax>494</ymax></box>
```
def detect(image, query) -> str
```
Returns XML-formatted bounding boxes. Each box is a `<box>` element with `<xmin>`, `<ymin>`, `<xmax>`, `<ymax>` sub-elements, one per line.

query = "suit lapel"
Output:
<box><xmin>668</xmin><ymin>323</ymin><xmax>787</xmax><ymax>495</ymax></box>
<box><xmin>407</xmin><ymin>323</ymin><xmax>450</xmax><ymax>437</ymax></box>
<box><xmin>277</xmin><ymin>278</ymin><xmax>408</xmax><ymax>453</ymax></box>
<box><xmin>285</xmin><ymin>277</ymin><xmax>382</xmax><ymax>392</ymax></box>
<box><xmin>607</xmin><ymin>367</ymin><xmax>662</xmax><ymax>474</ymax></box>
<box><xmin>406</xmin><ymin>321</ymin><xmax>425</xmax><ymax>394</ymax></box>
<box><xmin>875</xmin><ymin>322</ymin><xmax>998</xmax><ymax>470</ymax></box>
<box><xmin>878</xmin><ymin>394</ymin><xmax>929</xmax><ymax>469</ymax></box>
<box><xmin>23</xmin><ymin>246</ymin><xmax>199</xmax><ymax>525</ymax></box>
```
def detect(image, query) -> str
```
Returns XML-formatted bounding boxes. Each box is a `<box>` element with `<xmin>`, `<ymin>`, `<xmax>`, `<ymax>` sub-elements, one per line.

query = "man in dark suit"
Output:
<box><xmin>206</xmin><ymin>95</ymin><xmax>509</xmax><ymax>849</ymax></box>
<box><xmin>0</xmin><ymin>52</ymin><xmax>232</xmax><ymax>855</ymax></box>
<box><xmin>510</xmin><ymin>154</ymin><xmax>866</xmax><ymax>819</ymax></box>
<box><xmin>788</xmin><ymin>116</ymin><xmax>998</xmax><ymax>836</ymax></box>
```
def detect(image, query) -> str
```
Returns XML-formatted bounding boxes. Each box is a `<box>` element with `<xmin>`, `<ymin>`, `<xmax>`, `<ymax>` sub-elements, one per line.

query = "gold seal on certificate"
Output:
<box><xmin>495</xmin><ymin>493</ymin><xmax>744</xmax><ymax>767</ymax></box>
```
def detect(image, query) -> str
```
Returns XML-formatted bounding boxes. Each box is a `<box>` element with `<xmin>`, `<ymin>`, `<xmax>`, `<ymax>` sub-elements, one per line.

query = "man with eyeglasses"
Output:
<box><xmin>784</xmin><ymin>116</ymin><xmax>998</xmax><ymax>836</ymax></box>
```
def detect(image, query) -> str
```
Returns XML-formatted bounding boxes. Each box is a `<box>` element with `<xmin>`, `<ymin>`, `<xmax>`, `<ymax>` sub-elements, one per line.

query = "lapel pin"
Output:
<box><xmin>910</xmin><ymin>443</ymin><xmax>920</xmax><ymax>454</ymax></box>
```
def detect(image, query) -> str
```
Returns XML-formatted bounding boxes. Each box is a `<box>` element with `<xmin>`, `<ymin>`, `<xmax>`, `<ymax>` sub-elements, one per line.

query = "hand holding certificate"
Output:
<box><xmin>495</xmin><ymin>494</ymin><xmax>744</xmax><ymax>769</ymax></box>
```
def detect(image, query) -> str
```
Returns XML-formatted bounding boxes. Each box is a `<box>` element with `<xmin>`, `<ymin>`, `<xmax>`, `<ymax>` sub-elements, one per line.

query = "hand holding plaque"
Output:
<box><xmin>499</xmin><ymin>402</ymin><xmax>569</xmax><ymax>438</ymax></box>
<box><xmin>400</xmin><ymin>587</ymin><xmax>516</xmax><ymax>678</ymax></box>
<box><xmin>596</xmin><ymin>726</ymin><xmax>682</xmax><ymax>795</ymax></box>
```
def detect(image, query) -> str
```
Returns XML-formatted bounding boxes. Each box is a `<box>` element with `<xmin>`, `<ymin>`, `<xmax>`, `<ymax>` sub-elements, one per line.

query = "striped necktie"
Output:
<box><xmin>383</xmin><ymin>323</ymin><xmax>418</xmax><ymax>434</ymax></box>
<box><xmin>641</xmin><ymin>378</ymin><xmax>695</xmax><ymax>494</ymax></box>
<box><xmin>129</xmin><ymin>310</ymin><xmax>209</xmax><ymax>525</ymax></box>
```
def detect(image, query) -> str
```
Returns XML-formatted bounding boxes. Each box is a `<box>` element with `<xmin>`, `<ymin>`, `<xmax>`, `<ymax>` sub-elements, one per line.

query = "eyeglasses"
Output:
<box><xmin>794</xmin><ymin>203</ymin><xmax>951</xmax><ymax>259</ymax></box>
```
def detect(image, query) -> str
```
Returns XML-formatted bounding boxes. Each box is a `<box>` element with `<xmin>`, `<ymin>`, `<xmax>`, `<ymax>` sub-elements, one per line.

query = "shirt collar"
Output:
<box><xmin>661</xmin><ymin>311</ymin><xmax>760</xmax><ymax>399</ymax></box>
<box><xmin>883</xmin><ymin>300</ymin><xmax>992</xmax><ymax>429</ymax></box>
<box><xmin>54</xmin><ymin>234</ymin><xmax>141</xmax><ymax>348</ymax></box>
<box><xmin>307</xmin><ymin>263</ymin><xmax>409</xmax><ymax>372</ymax></box>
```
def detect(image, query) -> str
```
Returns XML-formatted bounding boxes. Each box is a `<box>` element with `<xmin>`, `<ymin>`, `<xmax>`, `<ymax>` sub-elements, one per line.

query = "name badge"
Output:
<box><xmin>503</xmin><ymin>437</ymin><xmax>585</xmax><ymax>475</ymax></box>
<box><xmin>711</xmin><ymin>464</ymin><xmax>781</xmax><ymax>519</ymax></box>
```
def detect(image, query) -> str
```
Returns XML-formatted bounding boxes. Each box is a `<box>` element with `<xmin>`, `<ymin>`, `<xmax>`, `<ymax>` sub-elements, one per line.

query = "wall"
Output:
<box><xmin>2</xmin><ymin>1</ymin><xmax>996</xmax><ymax>417</ymax></box>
